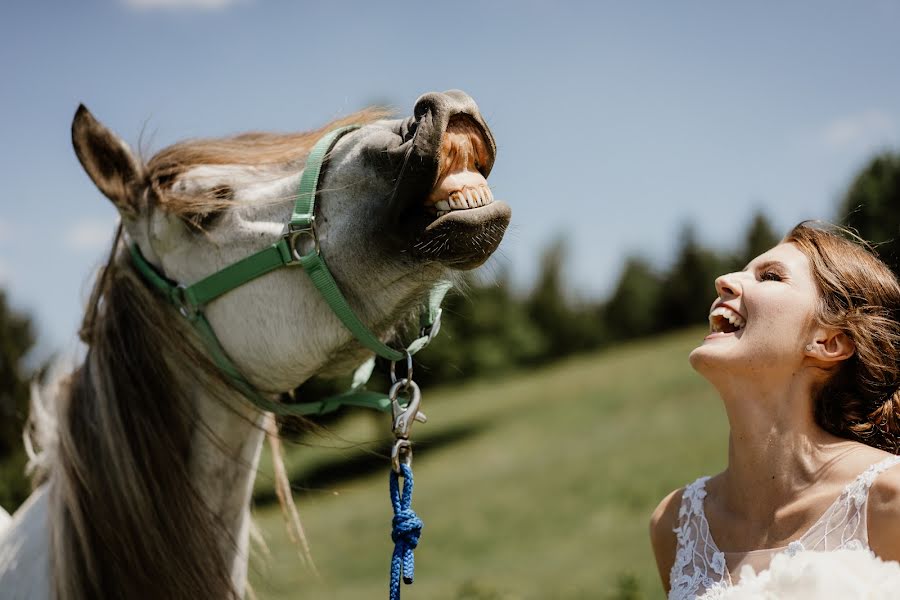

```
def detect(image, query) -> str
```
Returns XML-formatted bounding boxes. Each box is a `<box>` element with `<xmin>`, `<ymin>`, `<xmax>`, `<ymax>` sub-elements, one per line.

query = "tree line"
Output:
<box><xmin>410</xmin><ymin>212</ymin><xmax>780</xmax><ymax>386</ymax></box>
<box><xmin>413</xmin><ymin>152</ymin><xmax>900</xmax><ymax>386</ymax></box>
<box><xmin>1</xmin><ymin>151</ymin><xmax>899</xmax><ymax>507</ymax></box>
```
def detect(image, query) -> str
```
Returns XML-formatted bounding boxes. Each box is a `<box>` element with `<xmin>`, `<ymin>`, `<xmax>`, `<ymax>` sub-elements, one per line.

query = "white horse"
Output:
<box><xmin>0</xmin><ymin>90</ymin><xmax>509</xmax><ymax>599</ymax></box>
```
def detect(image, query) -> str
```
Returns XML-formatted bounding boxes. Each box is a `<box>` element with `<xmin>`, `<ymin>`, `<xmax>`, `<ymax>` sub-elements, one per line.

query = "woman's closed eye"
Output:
<box><xmin>760</xmin><ymin>268</ymin><xmax>784</xmax><ymax>282</ymax></box>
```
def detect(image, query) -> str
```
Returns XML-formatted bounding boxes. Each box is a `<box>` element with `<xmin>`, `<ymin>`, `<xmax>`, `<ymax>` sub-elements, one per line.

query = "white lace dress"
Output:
<box><xmin>668</xmin><ymin>455</ymin><xmax>900</xmax><ymax>600</ymax></box>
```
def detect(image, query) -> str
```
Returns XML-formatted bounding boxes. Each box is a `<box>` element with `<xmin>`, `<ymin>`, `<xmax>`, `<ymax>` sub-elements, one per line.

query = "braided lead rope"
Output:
<box><xmin>389</xmin><ymin>463</ymin><xmax>422</xmax><ymax>600</ymax></box>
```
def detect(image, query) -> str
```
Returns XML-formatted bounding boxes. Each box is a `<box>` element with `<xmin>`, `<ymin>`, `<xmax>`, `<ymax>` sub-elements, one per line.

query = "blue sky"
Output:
<box><xmin>2</xmin><ymin>0</ymin><xmax>899</xmax><ymax>360</ymax></box>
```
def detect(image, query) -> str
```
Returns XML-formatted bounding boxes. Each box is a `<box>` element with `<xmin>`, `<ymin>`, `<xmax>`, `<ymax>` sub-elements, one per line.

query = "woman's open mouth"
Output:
<box><xmin>708</xmin><ymin>305</ymin><xmax>746</xmax><ymax>335</ymax></box>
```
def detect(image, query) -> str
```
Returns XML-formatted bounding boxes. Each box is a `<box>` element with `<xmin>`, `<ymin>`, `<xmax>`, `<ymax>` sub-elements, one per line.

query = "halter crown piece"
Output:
<box><xmin>129</xmin><ymin>126</ymin><xmax>447</xmax><ymax>599</ymax></box>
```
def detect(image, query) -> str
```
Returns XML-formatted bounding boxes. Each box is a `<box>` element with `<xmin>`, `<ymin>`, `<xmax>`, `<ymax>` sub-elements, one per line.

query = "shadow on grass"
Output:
<box><xmin>254</xmin><ymin>420</ymin><xmax>490</xmax><ymax>506</ymax></box>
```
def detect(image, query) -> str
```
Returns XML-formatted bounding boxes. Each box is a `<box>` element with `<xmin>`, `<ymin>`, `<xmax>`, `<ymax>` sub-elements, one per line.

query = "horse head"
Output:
<box><xmin>71</xmin><ymin>90</ymin><xmax>510</xmax><ymax>391</ymax></box>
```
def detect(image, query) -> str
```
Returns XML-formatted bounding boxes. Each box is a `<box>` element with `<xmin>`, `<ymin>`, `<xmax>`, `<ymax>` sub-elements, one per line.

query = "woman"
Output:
<box><xmin>650</xmin><ymin>222</ymin><xmax>900</xmax><ymax>599</ymax></box>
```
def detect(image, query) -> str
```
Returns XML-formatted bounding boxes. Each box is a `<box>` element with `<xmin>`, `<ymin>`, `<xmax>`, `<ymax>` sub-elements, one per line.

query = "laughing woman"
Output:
<box><xmin>650</xmin><ymin>222</ymin><xmax>900</xmax><ymax>599</ymax></box>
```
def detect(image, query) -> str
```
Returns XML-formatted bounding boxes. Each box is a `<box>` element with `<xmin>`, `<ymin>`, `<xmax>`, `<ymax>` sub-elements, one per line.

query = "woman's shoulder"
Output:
<box><xmin>650</xmin><ymin>488</ymin><xmax>683</xmax><ymax>543</ymax></box>
<box><xmin>650</xmin><ymin>473</ymin><xmax>718</xmax><ymax>537</ymax></box>
<box><xmin>649</xmin><ymin>474</ymin><xmax>723</xmax><ymax>592</ymax></box>
<box><xmin>866</xmin><ymin>453</ymin><xmax>900</xmax><ymax>561</ymax></box>
<box><xmin>649</xmin><ymin>487</ymin><xmax>684</xmax><ymax>594</ymax></box>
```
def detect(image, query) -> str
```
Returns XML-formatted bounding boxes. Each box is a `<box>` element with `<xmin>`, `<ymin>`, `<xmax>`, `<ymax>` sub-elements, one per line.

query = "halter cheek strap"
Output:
<box><xmin>128</xmin><ymin>126</ymin><xmax>450</xmax><ymax>416</ymax></box>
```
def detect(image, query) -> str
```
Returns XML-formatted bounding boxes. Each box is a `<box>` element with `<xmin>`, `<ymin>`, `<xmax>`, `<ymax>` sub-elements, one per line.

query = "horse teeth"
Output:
<box><xmin>432</xmin><ymin>186</ymin><xmax>494</xmax><ymax>214</ymax></box>
<box><xmin>449</xmin><ymin>192</ymin><xmax>467</xmax><ymax>210</ymax></box>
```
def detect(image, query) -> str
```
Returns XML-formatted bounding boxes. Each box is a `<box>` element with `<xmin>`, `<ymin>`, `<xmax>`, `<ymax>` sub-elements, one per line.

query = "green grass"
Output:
<box><xmin>248</xmin><ymin>328</ymin><xmax>729</xmax><ymax>599</ymax></box>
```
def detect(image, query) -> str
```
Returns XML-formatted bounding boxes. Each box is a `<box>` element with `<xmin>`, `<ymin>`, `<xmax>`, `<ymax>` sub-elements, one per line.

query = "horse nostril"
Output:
<box><xmin>398</xmin><ymin>117</ymin><xmax>418</xmax><ymax>143</ymax></box>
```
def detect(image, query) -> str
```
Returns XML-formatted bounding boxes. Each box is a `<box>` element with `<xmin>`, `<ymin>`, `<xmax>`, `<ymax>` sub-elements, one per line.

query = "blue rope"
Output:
<box><xmin>389</xmin><ymin>463</ymin><xmax>422</xmax><ymax>600</ymax></box>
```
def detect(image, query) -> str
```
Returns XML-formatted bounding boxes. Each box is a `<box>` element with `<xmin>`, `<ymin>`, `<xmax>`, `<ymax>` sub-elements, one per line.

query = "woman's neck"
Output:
<box><xmin>711</xmin><ymin>370</ymin><xmax>855</xmax><ymax>519</ymax></box>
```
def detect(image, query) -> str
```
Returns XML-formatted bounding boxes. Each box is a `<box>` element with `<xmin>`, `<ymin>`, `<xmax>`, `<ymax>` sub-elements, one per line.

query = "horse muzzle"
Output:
<box><xmin>387</xmin><ymin>90</ymin><xmax>511</xmax><ymax>270</ymax></box>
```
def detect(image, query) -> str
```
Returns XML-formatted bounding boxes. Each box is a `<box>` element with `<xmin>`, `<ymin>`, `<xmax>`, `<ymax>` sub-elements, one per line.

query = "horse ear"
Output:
<box><xmin>72</xmin><ymin>104</ymin><xmax>144</xmax><ymax>217</ymax></box>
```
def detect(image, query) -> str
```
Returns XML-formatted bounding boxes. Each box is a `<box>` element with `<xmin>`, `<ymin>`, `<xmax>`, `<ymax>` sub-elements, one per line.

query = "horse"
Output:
<box><xmin>0</xmin><ymin>90</ymin><xmax>510</xmax><ymax>599</ymax></box>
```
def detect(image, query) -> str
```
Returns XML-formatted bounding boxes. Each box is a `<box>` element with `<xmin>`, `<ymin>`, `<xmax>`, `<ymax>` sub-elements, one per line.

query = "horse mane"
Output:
<box><xmin>146</xmin><ymin>108</ymin><xmax>390</xmax><ymax>220</ymax></box>
<box><xmin>26</xmin><ymin>108</ymin><xmax>390</xmax><ymax>599</ymax></box>
<box><xmin>38</xmin><ymin>246</ymin><xmax>239</xmax><ymax>599</ymax></box>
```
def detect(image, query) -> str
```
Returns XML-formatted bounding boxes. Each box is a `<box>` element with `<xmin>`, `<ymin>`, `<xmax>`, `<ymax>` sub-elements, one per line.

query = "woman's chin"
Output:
<box><xmin>689</xmin><ymin>337</ymin><xmax>737</xmax><ymax>374</ymax></box>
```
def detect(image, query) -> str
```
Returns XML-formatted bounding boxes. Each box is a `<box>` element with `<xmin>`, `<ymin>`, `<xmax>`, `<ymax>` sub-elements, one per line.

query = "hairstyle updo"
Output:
<box><xmin>786</xmin><ymin>222</ymin><xmax>900</xmax><ymax>454</ymax></box>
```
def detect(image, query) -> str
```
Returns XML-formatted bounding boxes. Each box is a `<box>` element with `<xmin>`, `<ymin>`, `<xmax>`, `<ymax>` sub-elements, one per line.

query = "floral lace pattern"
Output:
<box><xmin>667</xmin><ymin>456</ymin><xmax>900</xmax><ymax>600</ymax></box>
<box><xmin>669</xmin><ymin>477</ymin><xmax>731</xmax><ymax>600</ymax></box>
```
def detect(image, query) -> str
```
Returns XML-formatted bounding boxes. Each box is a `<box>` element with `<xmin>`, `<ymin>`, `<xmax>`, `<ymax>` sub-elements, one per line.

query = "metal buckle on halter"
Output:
<box><xmin>172</xmin><ymin>284</ymin><xmax>200</xmax><ymax>320</ymax></box>
<box><xmin>286</xmin><ymin>217</ymin><xmax>320</xmax><ymax>261</ymax></box>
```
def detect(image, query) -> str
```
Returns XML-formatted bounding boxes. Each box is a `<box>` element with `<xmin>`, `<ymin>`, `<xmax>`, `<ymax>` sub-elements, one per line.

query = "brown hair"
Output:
<box><xmin>49</xmin><ymin>250</ymin><xmax>239</xmax><ymax>599</ymax></box>
<box><xmin>786</xmin><ymin>222</ymin><xmax>900</xmax><ymax>453</ymax></box>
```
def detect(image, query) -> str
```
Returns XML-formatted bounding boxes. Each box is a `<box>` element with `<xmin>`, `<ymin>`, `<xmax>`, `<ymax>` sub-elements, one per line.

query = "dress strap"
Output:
<box><xmin>850</xmin><ymin>455</ymin><xmax>900</xmax><ymax>497</ymax></box>
<box><xmin>668</xmin><ymin>477</ymin><xmax>731</xmax><ymax>600</ymax></box>
<box><xmin>798</xmin><ymin>454</ymin><xmax>900</xmax><ymax>553</ymax></box>
<box><xmin>676</xmin><ymin>476</ymin><xmax>711</xmax><ymax>525</ymax></box>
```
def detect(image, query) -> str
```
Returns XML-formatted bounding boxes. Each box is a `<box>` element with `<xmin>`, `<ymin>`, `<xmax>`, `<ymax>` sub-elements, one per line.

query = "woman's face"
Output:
<box><xmin>689</xmin><ymin>243</ymin><xmax>821</xmax><ymax>379</ymax></box>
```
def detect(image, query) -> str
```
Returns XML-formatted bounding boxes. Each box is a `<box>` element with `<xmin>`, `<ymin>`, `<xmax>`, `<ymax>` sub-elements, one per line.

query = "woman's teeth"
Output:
<box><xmin>709</xmin><ymin>306</ymin><xmax>746</xmax><ymax>333</ymax></box>
<box><xmin>429</xmin><ymin>185</ymin><xmax>494</xmax><ymax>217</ymax></box>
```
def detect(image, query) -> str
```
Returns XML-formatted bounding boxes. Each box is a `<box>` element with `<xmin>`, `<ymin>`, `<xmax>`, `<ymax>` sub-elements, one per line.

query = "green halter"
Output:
<box><xmin>129</xmin><ymin>126</ymin><xmax>450</xmax><ymax>416</ymax></box>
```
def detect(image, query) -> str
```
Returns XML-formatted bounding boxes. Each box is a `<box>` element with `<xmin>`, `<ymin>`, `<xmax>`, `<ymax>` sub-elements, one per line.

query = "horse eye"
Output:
<box><xmin>210</xmin><ymin>185</ymin><xmax>233</xmax><ymax>202</ymax></box>
<box><xmin>186</xmin><ymin>185</ymin><xmax>233</xmax><ymax>231</ymax></box>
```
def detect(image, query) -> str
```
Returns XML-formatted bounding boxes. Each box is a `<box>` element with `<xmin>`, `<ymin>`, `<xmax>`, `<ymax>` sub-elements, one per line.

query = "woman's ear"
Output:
<box><xmin>71</xmin><ymin>104</ymin><xmax>144</xmax><ymax>218</ymax></box>
<box><xmin>805</xmin><ymin>330</ymin><xmax>855</xmax><ymax>363</ymax></box>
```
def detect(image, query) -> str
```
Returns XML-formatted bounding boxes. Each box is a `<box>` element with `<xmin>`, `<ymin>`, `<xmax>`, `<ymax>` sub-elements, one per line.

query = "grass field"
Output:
<box><xmin>248</xmin><ymin>328</ymin><xmax>729</xmax><ymax>600</ymax></box>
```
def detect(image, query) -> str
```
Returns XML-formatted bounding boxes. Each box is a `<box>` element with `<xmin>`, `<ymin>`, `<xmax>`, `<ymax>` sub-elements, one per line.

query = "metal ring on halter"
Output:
<box><xmin>390</xmin><ymin>351</ymin><xmax>414</xmax><ymax>385</ymax></box>
<box><xmin>420</xmin><ymin>308</ymin><xmax>442</xmax><ymax>345</ymax></box>
<box><xmin>287</xmin><ymin>218</ymin><xmax>320</xmax><ymax>260</ymax></box>
<box><xmin>391</xmin><ymin>438</ymin><xmax>413</xmax><ymax>472</ymax></box>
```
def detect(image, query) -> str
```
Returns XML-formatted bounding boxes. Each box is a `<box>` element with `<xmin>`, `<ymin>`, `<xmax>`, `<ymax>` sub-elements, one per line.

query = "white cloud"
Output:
<box><xmin>64</xmin><ymin>219</ymin><xmax>117</xmax><ymax>251</ymax></box>
<box><xmin>123</xmin><ymin>0</ymin><xmax>244</xmax><ymax>10</ymax></box>
<box><xmin>822</xmin><ymin>110</ymin><xmax>897</xmax><ymax>151</ymax></box>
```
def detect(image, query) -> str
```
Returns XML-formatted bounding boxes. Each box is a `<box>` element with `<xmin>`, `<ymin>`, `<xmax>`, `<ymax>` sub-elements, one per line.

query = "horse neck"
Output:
<box><xmin>50</xmin><ymin>332</ymin><xmax>269</xmax><ymax>599</ymax></box>
<box><xmin>180</xmin><ymin>372</ymin><xmax>267</xmax><ymax>594</ymax></box>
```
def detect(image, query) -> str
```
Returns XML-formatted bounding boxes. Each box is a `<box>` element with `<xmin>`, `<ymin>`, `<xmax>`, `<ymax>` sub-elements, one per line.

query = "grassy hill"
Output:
<box><xmin>249</xmin><ymin>328</ymin><xmax>729</xmax><ymax>600</ymax></box>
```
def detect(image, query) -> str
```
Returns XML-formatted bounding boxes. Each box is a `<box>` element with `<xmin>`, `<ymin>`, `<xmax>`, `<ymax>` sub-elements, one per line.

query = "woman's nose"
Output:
<box><xmin>715</xmin><ymin>273</ymin><xmax>741</xmax><ymax>299</ymax></box>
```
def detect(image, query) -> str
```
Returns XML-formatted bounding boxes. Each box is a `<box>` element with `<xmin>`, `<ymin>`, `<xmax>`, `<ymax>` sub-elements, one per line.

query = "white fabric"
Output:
<box><xmin>711</xmin><ymin>549</ymin><xmax>900</xmax><ymax>600</ymax></box>
<box><xmin>0</xmin><ymin>506</ymin><xmax>9</xmax><ymax>534</ymax></box>
<box><xmin>668</xmin><ymin>455</ymin><xmax>900</xmax><ymax>600</ymax></box>
<box><xmin>0</xmin><ymin>486</ymin><xmax>51</xmax><ymax>600</ymax></box>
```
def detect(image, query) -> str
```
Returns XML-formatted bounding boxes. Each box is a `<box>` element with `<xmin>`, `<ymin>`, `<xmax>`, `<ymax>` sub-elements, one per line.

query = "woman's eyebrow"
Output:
<box><xmin>753</xmin><ymin>260</ymin><xmax>788</xmax><ymax>273</ymax></box>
